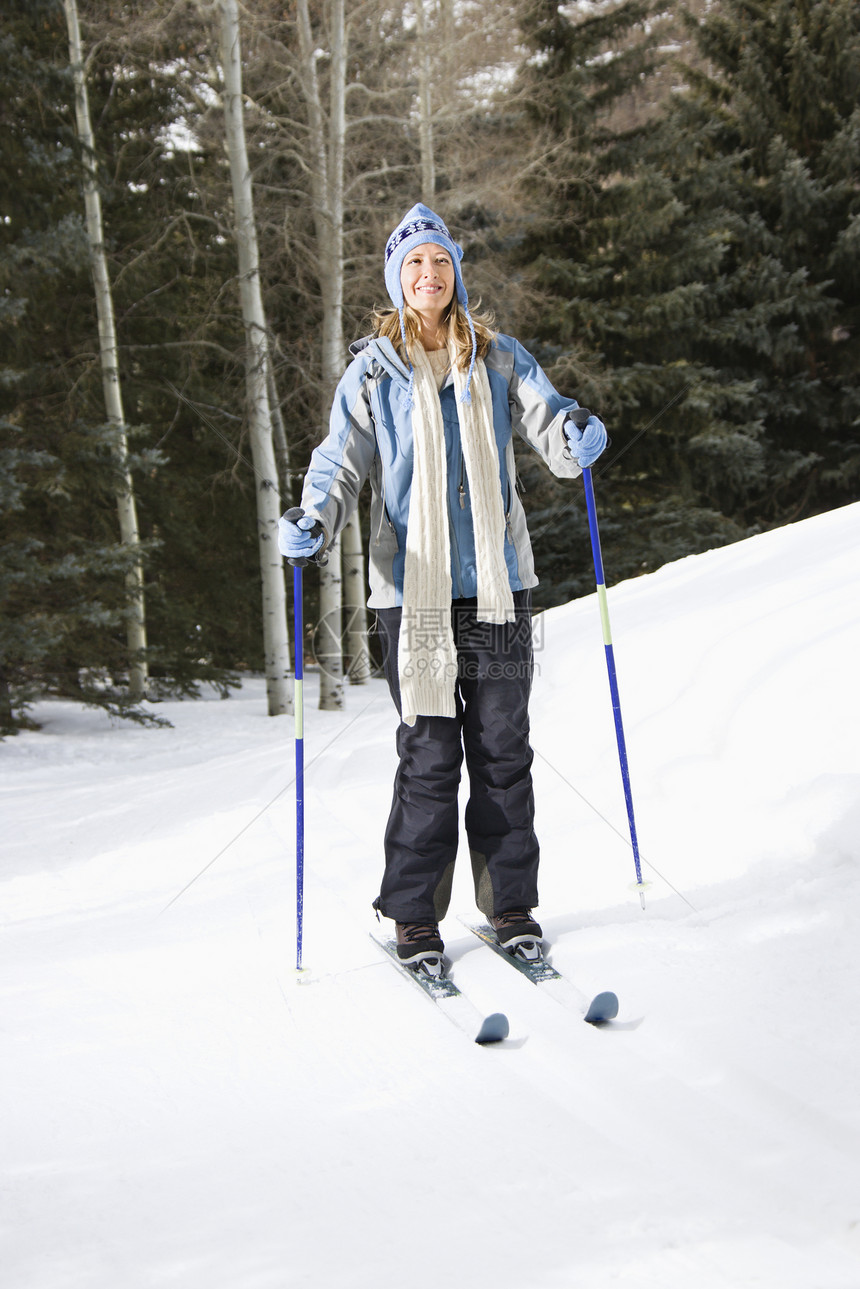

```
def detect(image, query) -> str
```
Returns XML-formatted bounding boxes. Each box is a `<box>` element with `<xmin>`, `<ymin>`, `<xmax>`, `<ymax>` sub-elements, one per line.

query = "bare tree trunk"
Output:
<box><xmin>0</xmin><ymin>666</ymin><xmax>15</xmax><ymax>736</ymax></box>
<box><xmin>266</xmin><ymin>362</ymin><xmax>293</xmax><ymax>505</ymax></box>
<box><xmin>326</xmin><ymin>0</ymin><xmax>370</xmax><ymax>691</ymax></box>
<box><xmin>63</xmin><ymin>0</ymin><xmax>148</xmax><ymax>702</ymax></box>
<box><xmin>318</xmin><ymin>0</ymin><xmax>347</xmax><ymax>710</ymax></box>
<box><xmin>217</xmin><ymin>0</ymin><xmax>291</xmax><ymax>717</ymax></box>
<box><xmin>415</xmin><ymin>0</ymin><xmax>436</xmax><ymax>203</ymax></box>
<box><xmin>314</xmin><ymin>533</ymin><xmax>343</xmax><ymax>700</ymax></box>
<box><xmin>296</xmin><ymin>0</ymin><xmax>374</xmax><ymax>710</ymax></box>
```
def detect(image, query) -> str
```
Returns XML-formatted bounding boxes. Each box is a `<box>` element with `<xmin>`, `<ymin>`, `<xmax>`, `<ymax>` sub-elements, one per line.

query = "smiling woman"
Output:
<box><xmin>277</xmin><ymin>202</ymin><xmax>607</xmax><ymax>973</ymax></box>
<box><xmin>398</xmin><ymin>245</ymin><xmax>455</xmax><ymax>345</ymax></box>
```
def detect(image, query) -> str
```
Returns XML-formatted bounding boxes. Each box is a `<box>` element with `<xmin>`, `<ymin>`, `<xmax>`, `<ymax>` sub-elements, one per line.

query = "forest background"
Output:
<box><xmin>2</xmin><ymin>0</ymin><xmax>858</xmax><ymax>734</ymax></box>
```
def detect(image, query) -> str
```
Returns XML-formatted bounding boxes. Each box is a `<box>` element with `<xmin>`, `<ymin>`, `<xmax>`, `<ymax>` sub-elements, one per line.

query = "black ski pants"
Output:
<box><xmin>373</xmin><ymin>590</ymin><xmax>540</xmax><ymax>925</ymax></box>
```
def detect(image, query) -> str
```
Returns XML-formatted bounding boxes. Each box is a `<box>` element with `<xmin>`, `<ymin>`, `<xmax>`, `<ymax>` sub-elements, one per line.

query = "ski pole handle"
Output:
<box><xmin>283</xmin><ymin>506</ymin><xmax>328</xmax><ymax>568</ymax></box>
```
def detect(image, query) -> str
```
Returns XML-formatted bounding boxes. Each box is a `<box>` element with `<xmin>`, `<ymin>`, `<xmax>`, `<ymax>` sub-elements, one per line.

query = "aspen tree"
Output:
<box><xmin>63</xmin><ymin>0</ymin><xmax>148</xmax><ymax>702</ymax></box>
<box><xmin>217</xmin><ymin>0</ymin><xmax>292</xmax><ymax>716</ymax></box>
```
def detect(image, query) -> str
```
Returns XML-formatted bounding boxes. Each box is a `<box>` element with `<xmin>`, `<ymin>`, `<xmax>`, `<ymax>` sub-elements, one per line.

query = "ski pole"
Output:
<box><xmin>285</xmin><ymin>510</ymin><xmax>328</xmax><ymax>976</ymax></box>
<box><xmin>293</xmin><ymin>562</ymin><xmax>306</xmax><ymax>969</ymax></box>
<box><xmin>570</xmin><ymin>409</ymin><xmax>647</xmax><ymax>909</ymax></box>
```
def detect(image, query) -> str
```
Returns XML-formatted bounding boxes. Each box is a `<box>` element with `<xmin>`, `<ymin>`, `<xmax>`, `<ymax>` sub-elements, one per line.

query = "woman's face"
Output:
<box><xmin>400</xmin><ymin>243</ymin><xmax>456</xmax><ymax>321</ymax></box>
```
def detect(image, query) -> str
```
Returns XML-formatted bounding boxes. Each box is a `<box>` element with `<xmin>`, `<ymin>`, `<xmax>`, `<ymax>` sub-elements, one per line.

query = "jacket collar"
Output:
<box><xmin>350</xmin><ymin>335</ymin><xmax>411</xmax><ymax>387</ymax></box>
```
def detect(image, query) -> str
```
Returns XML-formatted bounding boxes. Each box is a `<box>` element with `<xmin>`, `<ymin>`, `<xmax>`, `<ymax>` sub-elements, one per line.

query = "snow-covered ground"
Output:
<box><xmin>3</xmin><ymin>503</ymin><xmax>860</xmax><ymax>1288</ymax></box>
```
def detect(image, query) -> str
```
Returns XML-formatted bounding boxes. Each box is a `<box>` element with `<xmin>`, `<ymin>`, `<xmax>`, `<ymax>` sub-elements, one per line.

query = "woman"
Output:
<box><xmin>279</xmin><ymin>204</ymin><xmax>606</xmax><ymax>974</ymax></box>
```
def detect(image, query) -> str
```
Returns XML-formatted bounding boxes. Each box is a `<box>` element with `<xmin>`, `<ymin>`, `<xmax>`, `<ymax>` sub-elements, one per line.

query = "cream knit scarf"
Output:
<box><xmin>398</xmin><ymin>337</ymin><xmax>515</xmax><ymax>727</ymax></box>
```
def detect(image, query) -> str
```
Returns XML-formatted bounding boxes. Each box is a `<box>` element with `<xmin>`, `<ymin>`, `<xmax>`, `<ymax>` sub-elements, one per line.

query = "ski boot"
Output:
<box><xmin>490</xmin><ymin>909</ymin><xmax>544</xmax><ymax>964</ymax></box>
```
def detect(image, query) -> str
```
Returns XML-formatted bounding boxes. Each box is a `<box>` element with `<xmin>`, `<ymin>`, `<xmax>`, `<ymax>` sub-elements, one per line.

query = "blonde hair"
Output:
<box><xmin>371</xmin><ymin>298</ymin><xmax>496</xmax><ymax>370</ymax></box>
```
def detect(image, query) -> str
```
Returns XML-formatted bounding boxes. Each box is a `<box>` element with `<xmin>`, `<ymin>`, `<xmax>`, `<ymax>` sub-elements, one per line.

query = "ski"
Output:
<box><xmin>461</xmin><ymin>920</ymin><xmax>619</xmax><ymax>1025</ymax></box>
<box><xmin>371</xmin><ymin>934</ymin><xmax>509</xmax><ymax>1045</ymax></box>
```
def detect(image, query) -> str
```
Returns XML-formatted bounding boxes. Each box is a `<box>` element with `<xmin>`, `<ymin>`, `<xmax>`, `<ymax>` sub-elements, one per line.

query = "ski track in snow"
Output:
<box><xmin>3</xmin><ymin>503</ymin><xmax>860</xmax><ymax>1287</ymax></box>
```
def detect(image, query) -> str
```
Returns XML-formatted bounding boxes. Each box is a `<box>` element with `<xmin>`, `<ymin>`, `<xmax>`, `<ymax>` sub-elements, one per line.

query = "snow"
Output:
<box><xmin>4</xmin><ymin>501</ymin><xmax>860</xmax><ymax>1288</ymax></box>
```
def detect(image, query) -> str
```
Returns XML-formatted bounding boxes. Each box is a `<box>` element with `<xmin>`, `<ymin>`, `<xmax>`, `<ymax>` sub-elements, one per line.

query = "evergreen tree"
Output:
<box><xmin>511</xmin><ymin>0</ymin><xmax>860</xmax><ymax>604</ymax></box>
<box><xmin>0</xmin><ymin>0</ymin><xmax>155</xmax><ymax>731</ymax></box>
<box><xmin>679</xmin><ymin>0</ymin><xmax>860</xmax><ymax>516</ymax></box>
<box><xmin>68</xmin><ymin>1</ymin><xmax>270</xmax><ymax>690</ymax></box>
<box><xmin>0</xmin><ymin>0</ymin><xmax>258</xmax><ymax>731</ymax></box>
<box><xmin>508</xmin><ymin>0</ymin><xmax>687</xmax><ymax>603</ymax></box>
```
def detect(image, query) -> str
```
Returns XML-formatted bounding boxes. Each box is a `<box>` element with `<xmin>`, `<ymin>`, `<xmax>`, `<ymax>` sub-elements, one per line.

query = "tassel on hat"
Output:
<box><xmin>384</xmin><ymin>202</ymin><xmax>477</xmax><ymax>405</ymax></box>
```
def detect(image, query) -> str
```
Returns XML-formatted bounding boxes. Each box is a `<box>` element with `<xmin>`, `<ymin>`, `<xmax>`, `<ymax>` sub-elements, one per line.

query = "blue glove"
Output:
<box><xmin>565</xmin><ymin>412</ymin><xmax>607</xmax><ymax>468</ymax></box>
<box><xmin>278</xmin><ymin>507</ymin><xmax>325</xmax><ymax>564</ymax></box>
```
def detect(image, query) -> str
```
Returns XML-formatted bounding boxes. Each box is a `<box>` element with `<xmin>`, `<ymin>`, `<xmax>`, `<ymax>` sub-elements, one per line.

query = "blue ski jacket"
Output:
<box><xmin>299</xmin><ymin>332</ymin><xmax>583</xmax><ymax>607</ymax></box>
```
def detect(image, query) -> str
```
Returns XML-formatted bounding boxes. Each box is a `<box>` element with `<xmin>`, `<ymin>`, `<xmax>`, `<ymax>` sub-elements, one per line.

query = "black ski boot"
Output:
<box><xmin>490</xmin><ymin>909</ymin><xmax>544</xmax><ymax>962</ymax></box>
<box><xmin>395</xmin><ymin>921</ymin><xmax>445</xmax><ymax>976</ymax></box>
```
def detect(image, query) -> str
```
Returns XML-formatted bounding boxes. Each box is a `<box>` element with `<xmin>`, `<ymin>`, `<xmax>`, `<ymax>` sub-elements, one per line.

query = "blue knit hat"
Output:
<box><xmin>384</xmin><ymin>203</ymin><xmax>477</xmax><ymax>405</ymax></box>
